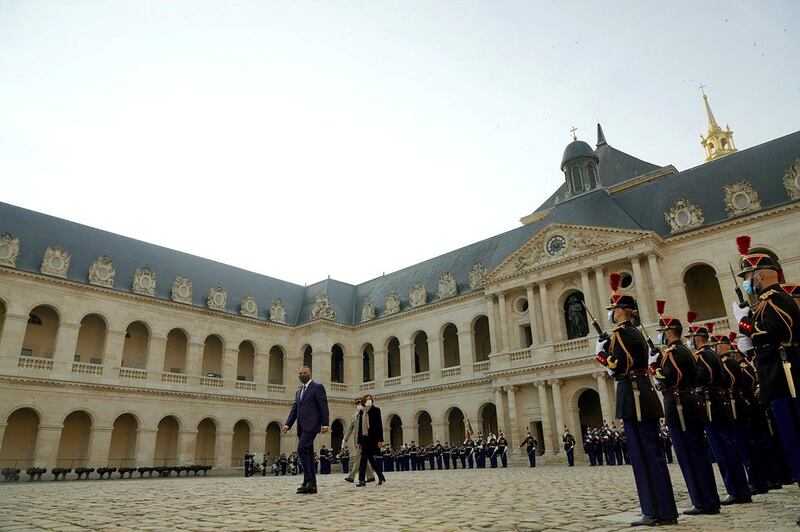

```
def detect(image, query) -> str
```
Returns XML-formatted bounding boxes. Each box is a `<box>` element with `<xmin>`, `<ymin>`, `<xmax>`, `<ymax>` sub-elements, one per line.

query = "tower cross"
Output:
<box><xmin>569</xmin><ymin>126</ymin><xmax>578</xmax><ymax>140</ymax></box>
<box><xmin>698</xmin><ymin>83</ymin><xmax>706</xmax><ymax>96</ymax></box>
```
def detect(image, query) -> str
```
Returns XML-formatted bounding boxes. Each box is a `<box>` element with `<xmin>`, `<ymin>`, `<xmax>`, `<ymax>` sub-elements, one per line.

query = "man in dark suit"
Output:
<box><xmin>283</xmin><ymin>366</ymin><xmax>329</xmax><ymax>494</ymax></box>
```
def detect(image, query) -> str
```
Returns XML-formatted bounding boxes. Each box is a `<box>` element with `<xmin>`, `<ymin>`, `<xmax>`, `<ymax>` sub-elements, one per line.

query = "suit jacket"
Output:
<box><xmin>285</xmin><ymin>380</ymin><xmax>330</xmax><ymax>433</ymax></box>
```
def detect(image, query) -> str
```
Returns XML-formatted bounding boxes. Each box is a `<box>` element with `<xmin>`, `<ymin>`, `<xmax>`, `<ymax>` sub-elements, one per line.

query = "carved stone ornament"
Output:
<box><xmin>40</xmin><ymin>245</ymin><xmax>70</xmax><ymax>278</ymax></box>
<box><xmin>132</xmin><ymin>267</ymin><xmax>157</xmax><ymax>296</ymax></box>
<box><xmin>310</xmin><ymin>293</ymin><xmax>336</xmax><ymax>320</ymax></box>
<box><xmin>514</xmin><ymin>231</ymin><xmax>611</xmax><ymax>272</ymax></box>
<box><xmin>0</xmin><ymin>233</ymin><xmax>20</xmax><ymax>268</ymax></box>
<box><xmin>270</xmin><ymin>298</ymin><xmax>287</xmax><ymax>323</ymax></box>
<box><xmin>469</xmin><ymin>262</ymin><xmax>487</xmax><ymax>290</ymax></box>
<box><xmin>664</xmin><ymin>198</ymin><xmax>704</xmax><ymax>234</ymax></box>
<box><xmin>88</xmin><ymin>255</ymin><xmax>115</xmax><ymax>288</ymax></box>
<box><xmin>409</xmin><ymin>282</ymin><xmax>427</xmax><ymax>308</ymax></box>
<box><xmin>240</xmin><ymin>294</ymin><xmax>258</xmax><ymax>318</ymax></box>
<box><xmin>437</xmin><ymin>272</ymin><xmax>458</xmax><ymax>299</ymax></box>
<box><xmin>384</xmin><ymin>292</ymin><xmax>401</xmax><ymax>316</ymax></box>
<box><xmin>360</xmin><ymin>297</ymin><xmax>376</xmax><ymax>323</ymax></box>
<box><xmin>171</xmin><ymin>275</ymin><xmax>193</xmax><ymax>304</ymax></box>
<box><xmin>783</xmin><ymin>159</ymin><xmax>800</xmax><ymax>200</ymax></box>
<box><xmin>207</xmin><ymin>285</ymin><xmax>227</xmax><ymax>311</ymax></box>
<box><xmin>724</xmin><ymin>180</ymin><xmax>762</xmax><ymax>216</ymax></box>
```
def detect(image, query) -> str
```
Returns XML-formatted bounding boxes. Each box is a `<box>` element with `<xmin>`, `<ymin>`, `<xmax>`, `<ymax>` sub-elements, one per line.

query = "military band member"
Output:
<box><xmin>497</xmin><ymin>433</ymin><xmax>509</xmax><ymax>468</ymax></box>
<box><xmin>652</xmin><ymin>302</ymin><xmax>720</xmax><ymax>515</ymax></box>
<box><xmin>243</xmin><ymin>451</ymin><xmax>253</xmax><ymax>477</ymax></box>
<box><xmin>458</xmin><ymin>444</ymin><xmax>467</xmax><ymax>469</ymax></box>
<box><xmin>687</xmin><ymin>315</ymin><xmax>751</xmax><ymax>504</ymax></box>
<box><xmin>584</xmin><ymin>430</ymin><xmax>597</xmax><ymax>466</ymax></box>
<box><xmin>734</xmin><ymin>237</ymin><xmax>800</xmax><ymax>525</ymax></box>
<box><xmin>339</xmin><ymin>446</ymin><xmax>350</xmax><ymax>473</ymax></box>
<box><xmin>596</xmin><ymin>273</ymin><xmax>678</xmax><ymax>526</ymax></box>
<box><xmin>319</xmin><ymin>445</ymin><xmax>331</xmax><ymax>475</ymax></box>
<box><xmin>475</xmin><ymin>435</ymin><xmax>486</xmax><ymax>469</ymax></box>
<box><xmin>433</xmin><ymin>441</ymin><xmax>443</xmax><ymax>470</ymax></box>
<box><xmin>487</xmin><ymin>438</ymin><xmax>498</xmax><ymax>468</ymax></box>
<box><xmin>561</xmin><ymin>429</ymin><xmax>575</xmax><ymax>466</ymax></box>
<box><xmin>612</xmin><ymin>424</ymin><xmax>624</xmax><ymax>465</ymax></box>
<box><xmin>465</xmin><ymin>437</ymin><xmax>475</xmax><ymax>469</ymax></box>
<box><xmin>520</xmin><ymin>431</ymin><xmax>537</xmax><ymax>467</ymax></box>
<box><xmin>443</xmin><ymin>443</ymin><xmax>451</xmax><ymax>470</ymax></box>
<box><xmin>427</xmin><ymin>444</ymin><xmax>436</xmax><ymax>470</ymax></box>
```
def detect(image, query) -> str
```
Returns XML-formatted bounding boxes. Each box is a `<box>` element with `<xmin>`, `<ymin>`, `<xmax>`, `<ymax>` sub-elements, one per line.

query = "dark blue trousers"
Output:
<box><xmin>528</xmin><ymin>450</ymin><xmax>536</xmax><ymax>467</ymax></box>
<box><xmin>705</xmin><ymin>422</ymin><xmax>751</xmax><ymax>499</ymax></box>
<box><xmin>341</xmin><ymin>458</ymin><xmax>349</xmax><ymax>473</ymax></box>
<box><xmin>566</xmin><ymin>447</ymin><xmax>574</xmax><ymax>466</ymax></box>
<box><xmin>731</xmin><ymin>421</ymin><xmax>769</xmax><ymax>492</ymax></box>
<box><xmin>428</xmin><ymin>455</ymin><xmax>435</xmax><ymax>470</ymax></box>
<box><xmin>624</xmin><ymin>419</ymin><xmax>678</xmax><ymax>520</ymax></box>
<box><xmin>489</xmin><ymin>452</ymin><xmax>498</xmax><ymax>468</ymax></box>
<box><xmin>605</xmin><ymin>445</ymin><xmax>616</xmax><ymax>465</ymax></box>
<box><xmin>614</xmin><ymin>446</ymin><xmax>624</xmax><ymax>465</ymax></box>
<box><xmin>770</xmin><ymin>398</ymin><xmax>800</xmax><ymax>487</ymax></box>
<box><xmin>587</xmin><ymin>448</ymin><xmax>596</xmax><ymax>466</ymax></box>
<box><xmin>668</xmin><ymin>422</ymin><xmax>720</xmax><ymax>512</ymax></box>
<box><xmin>296</xmin><ymin>428</ymin><xmax>317</xmax><ymax>487</ymax></box>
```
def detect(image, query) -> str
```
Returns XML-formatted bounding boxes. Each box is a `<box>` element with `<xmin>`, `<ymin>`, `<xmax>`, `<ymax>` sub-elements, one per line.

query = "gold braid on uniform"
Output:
<box><xmin>656</xmin><ymin>346</ymin><xmax>680</xmax><ymax>383</ymax></box>
<box><xmin>695</xmin><ymin>350</ymin><xmax>714</xmax><ymax>381</ymax></box>
<box><xmin>751</xmin><ymin>289</ymin><xmax>794</xmax><ymax>343</ymax></box>
<box><xmin>607</xmin><ymin>330</ymin><xmax>634</xmax><ymax>372</ymax></box>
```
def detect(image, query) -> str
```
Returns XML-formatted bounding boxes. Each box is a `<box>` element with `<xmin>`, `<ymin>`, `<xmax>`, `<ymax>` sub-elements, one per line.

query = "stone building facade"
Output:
<box><xmin>2</xmin><ymin>102</ymin><xmax>800</xmax><ymax>472</ymax></box>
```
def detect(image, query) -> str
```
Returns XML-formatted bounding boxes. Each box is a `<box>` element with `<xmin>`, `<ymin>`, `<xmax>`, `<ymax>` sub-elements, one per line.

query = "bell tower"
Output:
<box><xmin>699</xmin><ymin>85</ymin><xmax>736</xmax><ymax>162</ymax></box>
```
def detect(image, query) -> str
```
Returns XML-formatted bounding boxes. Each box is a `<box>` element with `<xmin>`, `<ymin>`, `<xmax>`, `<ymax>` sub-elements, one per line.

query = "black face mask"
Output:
<box><xmin>299</xmin><ymin>374</ymin><xmax>310</xmax><ymax>384</ymax></box>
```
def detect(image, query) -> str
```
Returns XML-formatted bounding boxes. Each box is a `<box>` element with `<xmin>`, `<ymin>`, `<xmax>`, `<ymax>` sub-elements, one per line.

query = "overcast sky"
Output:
<box><xmin>1</xmin><ymin>1</ymin><xmax>798</xmax><ymax>286</ymax></box>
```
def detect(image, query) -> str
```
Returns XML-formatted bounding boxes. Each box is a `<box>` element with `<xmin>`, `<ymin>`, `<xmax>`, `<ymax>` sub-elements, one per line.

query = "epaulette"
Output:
<box><xmin>663</xmin><ymin>345</ymin><xmax>676</xmax><ymax>354</ymax></box>
<box><xmin>759</xmin><ymin>289</ymin><xmax>779</xmax><ymax>300</ymax></box>
<box><xmin>739</xmin><ymin>361</ymin><xmax>750</xmax><ymax>369</ymax></box>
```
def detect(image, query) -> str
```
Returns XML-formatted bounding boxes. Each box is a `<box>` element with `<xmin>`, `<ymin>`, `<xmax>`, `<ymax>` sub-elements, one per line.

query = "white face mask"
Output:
<box><xmin>356</xmin><ymin>405</ymin><xmax>363</xmax><ymax>411</ymax></box>
<box><xmin>687</xmin><ymin>339</ymin><xmax>695</xmax><ymax>350</ymax></box>
<box><xmin>607</xmin><ymin>310</ymin><xmax>615</xmax><ymax>324</ymax></box>
<box><xmin>365</xmin><ymin>400</ymin><xmax>373</xmax><ymax>407</ymax></box>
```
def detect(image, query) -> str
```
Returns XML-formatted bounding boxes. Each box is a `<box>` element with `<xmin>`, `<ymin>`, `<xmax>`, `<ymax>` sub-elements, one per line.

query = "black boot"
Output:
<box><xmin>631</xmin><ymin>515</ymin><xmax>659</xmax><ymax>526</ymax></box>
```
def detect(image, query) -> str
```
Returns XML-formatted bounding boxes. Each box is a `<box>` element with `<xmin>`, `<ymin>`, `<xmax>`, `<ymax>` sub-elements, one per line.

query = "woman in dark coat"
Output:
<box><xmin>356</xmin><ymin>394</ymin><xmax>386</xmax><ymax>486</ymax></box>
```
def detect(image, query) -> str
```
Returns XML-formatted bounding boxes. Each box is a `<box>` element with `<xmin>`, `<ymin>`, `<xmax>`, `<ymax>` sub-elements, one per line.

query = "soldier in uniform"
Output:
<box><xmin>261</xmin><ymin>452</ymin><xmax>269</xmax><ymax>477</ymax></box>
<box><xmin>659</xmin><ymin>425</ymin><xmax>673</xmax><ymax>464</ymax></box>
<box><xmin>612</xmin><ymin>425</ymin><xmax>624</xmax><ymax>466</ymax></box>
<box><xmin>339</xmin><ymin>446</ymin><xmax>350</xmax><ymax>473</ymax></box>
<box><xmin>319</xmin><ymin>445</ymin><xmax>331</xmax><ymax>475</ymax></box>
<box><xmin>475</xmin><ymin>434</ymin><xmax>486</xmax><ymax>469</ymax></box>
<box><xmin>458</xmin><ymin>443</ymin><xmax>467</xmax><ymax>469</ymax></box>
<box><xmin>652</xmin><ymin>301</ymin><xmax>720</xmax><ymax>515</ymax></box>
<box><xmin>733</xmin><ymin>237</ymin><xmax>800</xmax><ymax>525</ymax></box>
<box><xmin>465</xmin><ymin>437</ymin><xmax>475</xmax><ymax>469</ymax></box>
<box><xmin>713</xmin><ymin>332</ymin><xmax>771</xmax><ymax>494</ymax></box>
<box><xmin>427</xmin><ymin>443</ymin><xmax>436</xmax><ymax>470</ymax></box>
<box><xmin>443</xmin><ymin>442</ymin><xmax>451</xmax><ymax>470</ymax></box>
<box><xmin>687</xmin><ymin>314</ymin><xmax>751</xmax><ymax>504</ymax></box>
<box><xmin>497</xmin><ymin>433</ymin><xmax>509</xmax><ymax>468</ymax></box>
<box><xmin>520</xmin><ymin>431</ymin><xmax>537</xmax><ymax>467</ymax></box>
<box><xmin>434</xmin><ymin>440</ymin><xmax>444</xmax><ymax>470</ymax></box>
<box><xmin>782</xmin><ymin>283</ymin><xmax>800</xmax><ymax>310</ymax></box>
<box><xmin>562</xmin><ymin>428</ymin><xmax>575</xmax><ymax>466</ymax></box>
<box><xmin>244</xmin><ymin>451</ymin><xmax>253</xmax><ymax>477</ymax></box>
<box><xmin>584</xmin><ymin>430</ymin><xmax>596</xmax><ymax>466</ymax></box>
<box><xmin>596</xmin><ymin>272</ymin><xmax>678</xmax><ymax>526</ymax></box>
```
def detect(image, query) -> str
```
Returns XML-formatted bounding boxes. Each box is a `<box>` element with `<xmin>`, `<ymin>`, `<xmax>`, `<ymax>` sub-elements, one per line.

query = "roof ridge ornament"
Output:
<box><xmin>596</xmin><ymin>123</ymin><xmax>607</xmax><ymax>147</ymax></box>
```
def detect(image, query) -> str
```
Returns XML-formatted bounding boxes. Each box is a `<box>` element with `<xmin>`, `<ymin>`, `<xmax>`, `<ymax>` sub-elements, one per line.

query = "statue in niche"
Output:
<box><xmin>564</xmin><ymin>292</ymin><xmax>589</xmax><ymax>340</ymax></box>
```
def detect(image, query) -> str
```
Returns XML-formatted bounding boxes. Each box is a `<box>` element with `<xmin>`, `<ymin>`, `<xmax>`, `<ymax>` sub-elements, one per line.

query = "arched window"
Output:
<box><xmin>387</xmin><ymin>338</ymin><xmax>401</xmax><ymax>378</ymax></box>
<box><xmin>331</xmin><ymin>344</ymin><xmax>344</xmax><ymax>383</ymax></box>
<box><xmin>684</xmin><ymin>264</ymin><xmax>726</xmax><ymax>320</ymax></box>
<box><xmin>362</xmin><ymin>344</ymin><xmax>374</xmax><ymax>382</ymax></box>
<box><xmin>570</xmin><ymin>165</ymin><xmax>584</xmax><ymax>193</ymax></box>
<box><xmin>586</xmin><ymin>163</ymin><xmax>598</xmax><ymax>189</ymax></box>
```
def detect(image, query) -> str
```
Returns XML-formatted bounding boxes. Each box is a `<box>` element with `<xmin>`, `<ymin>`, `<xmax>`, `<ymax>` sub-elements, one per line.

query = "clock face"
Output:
<box><xmin>547</xmin><ymin>235</ymin><xmax>567</xmax><ymax>256</ymax></box>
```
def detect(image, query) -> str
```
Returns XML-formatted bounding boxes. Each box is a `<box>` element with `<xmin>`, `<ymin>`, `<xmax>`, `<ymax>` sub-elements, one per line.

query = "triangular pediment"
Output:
<box><xmin>484</xmin><ymin>223</ymin><xmax>655</xmax><ymax>284</ymax></box>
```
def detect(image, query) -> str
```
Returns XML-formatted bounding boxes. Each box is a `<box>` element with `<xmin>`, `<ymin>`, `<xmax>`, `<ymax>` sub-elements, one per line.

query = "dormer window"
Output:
<box><xmin>570</xmin><ymin>165</ymin><xmax>584</xmax><ymax>193</ymax></box>
<box><xmin>587</xmin><ymin>163</ymin><xmax>598</xmax><ymax>189</ymax></box>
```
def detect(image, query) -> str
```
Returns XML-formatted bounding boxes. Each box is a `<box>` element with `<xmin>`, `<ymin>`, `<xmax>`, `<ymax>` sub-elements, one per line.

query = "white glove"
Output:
<box><xmin>605</xmin><ymin>367</ymin><xmax>614</xmax><ymax>377</ymax></box>
<box><xmin>648</xmin><ymin>350</ymin><xmax>660</xmax><ymax>366</ymax></box>
<box><xmin>732</xmin><ymin>301</ymin><xmax>750</xmax><ymax>322</ymax></box>
<box><xmin>737</xmin><ymin>336</ymin><xmax>754</xmax><ymax>353</ymax></box>
<box><xmin>595</xmin><ymin>338</ymin><xmax>608</xmax><ymax>355</ymax></box>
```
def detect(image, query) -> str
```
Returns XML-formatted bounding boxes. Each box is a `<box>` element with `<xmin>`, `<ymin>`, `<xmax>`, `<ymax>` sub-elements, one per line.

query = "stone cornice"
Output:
<box><xmin>486</xmin><ymin>354</ymin><xmax>596</xmax><ymax>379</ymax></box>
<box><xmin>352</xmin><ymin>290</ymin><xmax>484</xmax><ymax>329</ymax></box>
<box><xmin>375</xmin><ymin>376</ymin><xmax>492</xmax><ymax>400</ymax></box>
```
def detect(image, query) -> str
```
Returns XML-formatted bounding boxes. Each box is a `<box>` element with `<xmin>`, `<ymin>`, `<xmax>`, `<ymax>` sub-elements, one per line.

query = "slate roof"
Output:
<box><xmin>2</xmin><ymin>127</ymin><xmax>798</xmax><ymax>326</ymax></box>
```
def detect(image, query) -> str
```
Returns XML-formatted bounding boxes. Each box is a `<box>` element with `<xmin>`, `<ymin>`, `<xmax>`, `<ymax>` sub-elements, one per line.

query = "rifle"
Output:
<box><xmin>729</xmin><ymin>263</ymin><xmax>748</xmax><ymax>308</ymax></box>
<box><xmin>582</xmin><ymin>301</ymin><xmax>609</xmax><ymax>342</ymax></box>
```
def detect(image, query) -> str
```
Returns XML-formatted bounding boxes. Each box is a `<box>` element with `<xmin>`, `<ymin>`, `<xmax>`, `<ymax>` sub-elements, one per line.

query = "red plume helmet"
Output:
<box><xmin>609</xmin><ymin>272</ymin><xmax>621</xmax><ymax>292</ymax></box>
<box><xmin>686</xmin><ymin>311</ymin><xmax>697</xmax><ymax>324</ymax></box>
<box><xmin>736</xmin><ymin>235</ymin><xmax>751</xmax><ymax>256</ymax></box>
<box><xmin>729</xmin><ymin>332</ymin><xmax>737</xmax><ymax>342</ymax></box>
<box><xmin>705</xmin><ymin>322</ymin><xmax>714</xmax><ymax>333</ymax></box>
<box><xmin>656</xmin><ymin>300</ymin><xmax>666</xmax><ymax>315</ymax></box>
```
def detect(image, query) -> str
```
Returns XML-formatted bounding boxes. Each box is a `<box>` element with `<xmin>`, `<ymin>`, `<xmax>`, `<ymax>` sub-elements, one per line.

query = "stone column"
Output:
<box><xmin>594</xmin><ymin>266</ymin><xmax>608</xmax><ymax>318</ymax></box>
<box><xmin>250</xmin><ymin>430</ymin><xmax>266</xmax><ymax>456</ymax></box>
<box><xmin>506</xmin><ymin>385</ymin><xmax>521</xmax><ymax>447</ymax></box>
<box><xmin>431</xmin><ymin>422</ymin><xmax>446</xmax><ymax>442</ymax></box>
<box><xmin>254</xmin><ymin>351</ymin><xmax>269</xmax><ymax>386</ymax></box>
<box><xmin>630</xmin><ymin>255</ymin><xmax>652</xmax><ymax>323</ymax></box>
<box><xmin>457</xmin><ymin>331</ymin><xmax>474</xmax><ymax>378</ymax></box>
<box><xmin>52</xmin><ymin>322</ymin><xmax>81</xmax><ymax>375</ymax></box>
<box><xmin>136</xmin><ymin>428</ymin><xmax>158</xmax><ymax>466</ymax></box>
<box><xmin>485</xmin><ymin>296</ymin><xmax>499</xmax><ymax>353</ymax></box>
<box><xmin>594</xmin><ymin>372</ymin><xmax>613</xmax><ymax>424</ymax></box>
<box><xmin>0</xmin><ymin>313</ymin><xmax>29</xmax><ymax>371</ymax></box>
<box><xmin>373</xmin><ymin>349</ymin><xmax>386</xmax><ymax>388</ymax></box>
<box><xmin>215</xmin><ymin>430</ymin><xmax>234</xmax><ymax>468</ymax></box>
<box><xmin>314</xmin><ymin>349</ymin><xmax>332</xmax><ymax>385</ymax></box>
<box><xmin>647</xmin><ymin>253</ymin><xmax>666</xmax><ymax>303</ymax></box>
<box><xmin>538</xmin><ymin>283</ymin><xmax>553</xmax><ymax>342</ymax></box>
<box><xmin>549</xmin><ymin>379</ymin><xmax>565</xmax><ymax>446</ymax></box>
<box><xmin>536</xmin><ymin>382</ymin><xmax>556</xmax><ymax>455</ymax></box>
<box><xmin>427</xmin><ymin>337</ymin><xmax>442</xmax><ymax>379</ymax></box>
<box><xmin>497</xmin><ymin>293</ymin><xmax>511</xmax><ymax>352</ymax></box>
<box><xmin>87</xmin><ymin>426</ymin><xmax>114</xmax><ymax>467</ymax></box>
<box><xmin>33</xmin><ymin>424</ymin><xmax>63</xmax><ymax>467</ymax></box>
<box><xmin>178</xmin><ymin>429</ymin><xmax>197</xmax><ymax>465</ymax></box>
<box><xmin>146</xmin><ymin>335</ymin><xmax>167</xmax><ymax>382</ymax></box>
<box><xmin>580</xmin><ymin>269</ymin><xmax>596</xmax><ymax>322</ymax></box>
<box><xmin>102</xmin><ymin>329</ymin><xmax>126</xmax><ymax>369</ymax></box>
<box><xmin>400</xmin><ymin>343</ymin><xmax>413</xmax><ymax>382</ymax></box>
<box><xmin>525</xmin><ymin>285</ymin><xmax>539</xmax><ymax>343</ymax></box>
<box><xmin>494</xmin><ymin>388</ymin><xmax>508</xmax><ymax>438</ymax></box>
<box><xmin>223</xmin><ymin>347</ymin><xmax>238</xmax><ymax>388</ymax></box>
<box><xmin>185</xmin><ymin>341</ymin><xmax>204</xmax><ymax>385</ymax></box>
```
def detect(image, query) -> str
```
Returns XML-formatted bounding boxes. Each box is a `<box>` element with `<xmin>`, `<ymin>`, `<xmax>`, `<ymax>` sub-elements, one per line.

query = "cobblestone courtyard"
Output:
<box><xmin>1</xmin><ymin>464</ymin><xmax>798</xmax><ymax>531</ymax></box>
